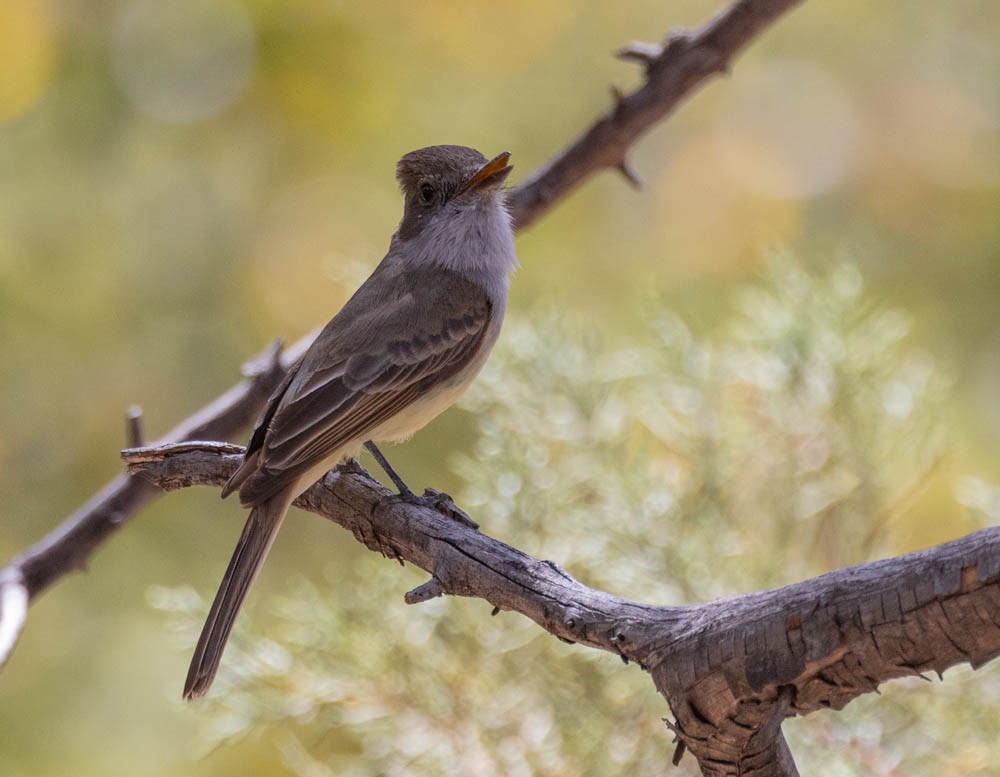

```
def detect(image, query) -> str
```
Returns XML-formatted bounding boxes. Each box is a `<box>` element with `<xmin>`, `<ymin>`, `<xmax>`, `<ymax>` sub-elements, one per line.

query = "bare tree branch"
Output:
<box><xmin>3</xmin><ymin>343</ymin><xmax>287</xmax><ymax>603</ymax></box>
<box><xmin>123</xmin><ymin>442</ymin><xmax>1000</xmax><ymax>777</ymax></box>
<box><xmin>508</xmin><ymin>0</ymin><xmax>804</xmax><ymax>230</ymax></box>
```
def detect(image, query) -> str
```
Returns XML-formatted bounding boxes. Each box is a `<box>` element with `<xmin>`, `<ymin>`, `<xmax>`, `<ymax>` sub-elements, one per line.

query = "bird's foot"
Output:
<box><xmin>363</xmin><ymin>441</ymin><xmax>478</xmax><ymax>529</ymax></box>
<box><xmin>394</xmin><ymin>487</ymin><xmax>479</xmax><ymax>530</ymax></box>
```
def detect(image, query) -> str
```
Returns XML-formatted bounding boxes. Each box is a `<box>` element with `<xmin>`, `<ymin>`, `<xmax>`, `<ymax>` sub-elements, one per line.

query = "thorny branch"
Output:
<box><xmin>508</xmin><ymin>0</ymin><xmax>804</xmax><ymax>230</ymax></box>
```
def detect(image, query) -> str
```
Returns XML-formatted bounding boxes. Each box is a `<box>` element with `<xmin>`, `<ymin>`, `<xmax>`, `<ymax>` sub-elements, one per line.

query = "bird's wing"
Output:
<box><xmin>234</xmin><ymin>267</ymin><xmax>493</xmax><ymax>507</ymax></box>
<box><xmin>219</xmin><ymin>356</ymin><xmax>303</xmax><ymax>500</ymax></box>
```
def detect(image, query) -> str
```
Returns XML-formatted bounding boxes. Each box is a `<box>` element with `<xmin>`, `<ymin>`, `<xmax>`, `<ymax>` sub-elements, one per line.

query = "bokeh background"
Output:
<box><xmin>2</xmin><ymin>1</ymin><xmax>999</xmax><ymax>775</ymax></box>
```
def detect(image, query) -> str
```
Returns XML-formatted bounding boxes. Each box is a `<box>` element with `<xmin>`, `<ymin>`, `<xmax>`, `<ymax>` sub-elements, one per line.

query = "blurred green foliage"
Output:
<box><xmin>1</xmin><ymin>0</ymin><xmax>998</xmax><ymax>775</ymax></box>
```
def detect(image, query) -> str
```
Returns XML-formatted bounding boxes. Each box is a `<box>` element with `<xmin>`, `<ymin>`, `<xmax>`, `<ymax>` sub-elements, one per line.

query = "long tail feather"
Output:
<box><xmin>183</xmin><ymin>490</ymin><xmax>292</xmax><ymax>700</ymax></box>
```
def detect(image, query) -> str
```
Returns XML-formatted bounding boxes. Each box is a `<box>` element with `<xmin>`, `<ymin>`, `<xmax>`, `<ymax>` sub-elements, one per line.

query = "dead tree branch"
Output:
<box><xmin>508</xmin><ymin>0</ymin><xmax>804</xmax><ymax>231</ymax></box>
<box><xmin>123</xmin><ymin>442</ymin><xmax>1000</xmax><ymax>777</ymax></box>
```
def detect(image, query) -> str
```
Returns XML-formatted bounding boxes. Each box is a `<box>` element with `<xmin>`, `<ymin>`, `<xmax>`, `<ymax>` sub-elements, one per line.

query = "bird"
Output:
<box><xmin>184</xmin><ymin>145</ymin><xmax>517</xmax><ymax>699</ymax></box>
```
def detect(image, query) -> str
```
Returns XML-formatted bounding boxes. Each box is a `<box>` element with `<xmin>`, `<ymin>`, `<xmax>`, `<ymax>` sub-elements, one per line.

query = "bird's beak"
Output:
<box><xmin>461</xmin><ymin>151</ymin><xmax>513</xmax><ymax>194</ymax></box>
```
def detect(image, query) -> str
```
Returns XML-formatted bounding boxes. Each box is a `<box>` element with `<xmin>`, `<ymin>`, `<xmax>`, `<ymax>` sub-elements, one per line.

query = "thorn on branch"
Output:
<box><xmin>125</xmin><ymin>405</ymin><xmax>145</xmax><ymax>448</ymax></box>
<box><xmin>615</xmin><ymin>159</ymin><xmax>643</xmax><ymax>190</ymax></box>
<box><xmin>661</xmin><ymin>28</ymin><xmax>694</xmax><ymax>62</ymax></box>
<box><xmin>610</xmin><ymin>84</ymin><xmax>627</xmax><ymax>116</ymax></box>
<box><xmin>404</xmin><ymin>577</ymin><xmax>444</xmax><ymax>604</ymax></box>
<box><xmin>491</xmin><ymin>606</ymin><xmax>500</xmax><ymax>617</ymax></box>
<box><xmin>242</xmin><ymin>338</ymin><xmax>284</xmax><ymax>378</ymax></box>
<box><xmin>615</xmin><ymin>40</ymin><xmax>663</xmax><ymax>71</ymax></box>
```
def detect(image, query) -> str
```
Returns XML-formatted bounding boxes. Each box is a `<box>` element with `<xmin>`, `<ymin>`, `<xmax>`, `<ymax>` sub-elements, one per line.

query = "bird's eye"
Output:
<box><xmin>419</xmin><ymin>183</ymin><xmax>435</xmax><ymax>203</ymax></box>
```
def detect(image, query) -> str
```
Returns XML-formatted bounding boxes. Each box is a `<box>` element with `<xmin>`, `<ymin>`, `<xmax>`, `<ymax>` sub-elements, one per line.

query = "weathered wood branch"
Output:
<box><xmin>124</xmin><ymin>442</ymin><xmax>1000</xmax><ymax>777</ymax></box>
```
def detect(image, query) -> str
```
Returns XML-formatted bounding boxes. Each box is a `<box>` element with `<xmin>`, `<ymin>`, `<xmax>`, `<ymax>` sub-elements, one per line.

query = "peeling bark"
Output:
<box><xmin>121</xmin><ymin>442</ymin><xmax>1000</xmax><ymax>777</ymax></box>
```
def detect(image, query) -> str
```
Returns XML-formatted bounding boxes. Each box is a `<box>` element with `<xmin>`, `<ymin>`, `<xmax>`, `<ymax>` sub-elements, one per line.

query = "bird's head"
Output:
<box><xmin>395</xmin><ymin>145</ymin><xmax>512</xmax><ymax>241</ymax></box>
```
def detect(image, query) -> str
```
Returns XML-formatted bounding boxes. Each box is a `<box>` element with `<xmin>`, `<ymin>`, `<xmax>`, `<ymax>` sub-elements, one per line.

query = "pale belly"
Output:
<box><xmin>288</xmin><ymin>364</ymin><xmax>485</xmax><ymax>499</ymax></box>
<box><xmin>367</xmin><ymin>373</ymin><xmax>475</xmax><ymax>442</ymax></box>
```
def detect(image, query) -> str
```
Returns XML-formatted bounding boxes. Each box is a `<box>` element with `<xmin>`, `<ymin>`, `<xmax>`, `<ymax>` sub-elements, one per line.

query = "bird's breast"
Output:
<box><xmin>371</xmin><ymin>310</ymin><xmax>503</xmax><ymax>443</ymax></box>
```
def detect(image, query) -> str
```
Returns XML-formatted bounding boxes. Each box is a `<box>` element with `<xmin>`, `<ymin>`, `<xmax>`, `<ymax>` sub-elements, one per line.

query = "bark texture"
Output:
<box><xmin>121</xmin><ymin>443</ymin><xmax>1000</xmax><ymax>777</ymax></box>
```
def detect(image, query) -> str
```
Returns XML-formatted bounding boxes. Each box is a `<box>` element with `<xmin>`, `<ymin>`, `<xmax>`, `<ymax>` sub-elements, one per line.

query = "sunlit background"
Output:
<box><xmin>1</xmin><ymin>1</ymin><xmax>998</xmax><ymax>775</ymax></box>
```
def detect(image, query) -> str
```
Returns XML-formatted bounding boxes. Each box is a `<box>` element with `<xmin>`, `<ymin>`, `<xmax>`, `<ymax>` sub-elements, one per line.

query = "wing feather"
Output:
<box><xmin>234</xmin><ymin>266</ymin><xmax>494</xmax><ymax>507</ymax></box>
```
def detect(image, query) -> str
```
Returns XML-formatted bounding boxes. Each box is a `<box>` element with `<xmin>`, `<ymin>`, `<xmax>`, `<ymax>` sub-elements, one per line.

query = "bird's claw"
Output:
<box><xmin>393</xmin><ymin>487</ymin><xmax>479</xmax><ymax>530</ymax></box>
<box><xmin>423</xmin><ymin>488</ymin><xmax>479</xmax><ymax>529</ymax></box>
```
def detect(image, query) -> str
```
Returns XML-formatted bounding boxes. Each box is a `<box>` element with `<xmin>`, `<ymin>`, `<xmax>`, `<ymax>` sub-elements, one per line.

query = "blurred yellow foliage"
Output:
<box><xmin>400</xmin><ymin>0</ymin><xmax>574</xmax><ymax>76</ymax></box>
<box><xmin>0</xmin><ymin>0</ymin><xmax>57</xmax><ymax>125</ymax></box>
<box><xmin>658</xmin><ymin>136</ymin><xmax>802</xmax><ymax>275</ymax></box>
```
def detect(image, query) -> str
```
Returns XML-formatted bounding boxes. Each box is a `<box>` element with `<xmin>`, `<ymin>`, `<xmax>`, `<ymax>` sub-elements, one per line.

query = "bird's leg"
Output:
<box><xmin>363</xmin><ymin>441</ymin><xmax>479</xmax><ymax>530</ymax></box>
<box><xmin>364</xmin><ymin>441</ymin><xmax>415</xmax><ymax>498</ymax></box>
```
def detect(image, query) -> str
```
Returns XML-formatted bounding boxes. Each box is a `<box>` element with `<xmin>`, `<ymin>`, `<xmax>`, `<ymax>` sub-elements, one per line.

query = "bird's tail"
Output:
<box><xmin>183</xmin><ymin>489</ymin><xmax>293</xmax><ymax>700</ymax></box>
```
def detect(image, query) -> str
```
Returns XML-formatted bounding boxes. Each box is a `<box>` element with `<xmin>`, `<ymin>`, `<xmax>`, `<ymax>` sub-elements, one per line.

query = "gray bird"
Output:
<box><xmin>184</xmin><ymin>146</ymin><xmax>517</xmax><ymax>699</ymax></box>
